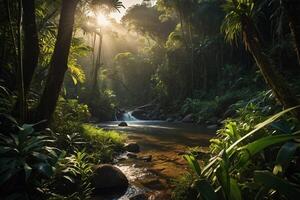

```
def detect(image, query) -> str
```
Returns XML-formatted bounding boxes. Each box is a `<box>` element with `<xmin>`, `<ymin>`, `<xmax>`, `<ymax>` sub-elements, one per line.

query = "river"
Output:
<box><xmin>97</xmin><ymin>120</ymin><xmax>216</xmax><ymax>200</ymax></box>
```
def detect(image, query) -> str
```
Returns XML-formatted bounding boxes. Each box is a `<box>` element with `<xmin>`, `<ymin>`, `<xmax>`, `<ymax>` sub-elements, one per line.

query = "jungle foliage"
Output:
<box><xmin>1</xmin><ymin>0</ymin><xmax>300</xmax><ymax>199</ymax></box>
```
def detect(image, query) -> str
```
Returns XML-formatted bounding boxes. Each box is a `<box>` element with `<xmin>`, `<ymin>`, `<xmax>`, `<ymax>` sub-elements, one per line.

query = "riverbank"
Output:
<box><xmin>98</xmin><ymin>121</ymin><xmax>215</xmax><ymax>199</ymax></box>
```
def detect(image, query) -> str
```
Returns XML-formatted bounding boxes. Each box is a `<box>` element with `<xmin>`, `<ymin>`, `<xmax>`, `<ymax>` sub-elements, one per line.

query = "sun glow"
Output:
<box><xmin>96</xmin><ymin>13</ymin><xmax>110</xmax><ymax>27</ymax></box>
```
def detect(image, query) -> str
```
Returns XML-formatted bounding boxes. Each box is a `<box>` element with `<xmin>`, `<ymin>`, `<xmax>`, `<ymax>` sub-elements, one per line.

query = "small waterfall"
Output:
<box><xmin>120</xmin><ymin>111</ymin><xmax>138</xmax><ymax>121</ymax></box>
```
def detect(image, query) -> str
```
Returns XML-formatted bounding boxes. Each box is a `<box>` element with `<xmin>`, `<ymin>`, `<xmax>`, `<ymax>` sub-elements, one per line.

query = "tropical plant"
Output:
<box><xmin>49</xmin><ymin>150</ymin><xmax>93</xmax><ymax>200</ymax></box>
<box><xmin>182</xmin><ymin>107</ymin><xmax>300</xmax><ymax>200</ymax></box>
<box><xmin>0</xmin><ymin>116</ymin><xmax>61</xmax><ymax>199</ymax></box>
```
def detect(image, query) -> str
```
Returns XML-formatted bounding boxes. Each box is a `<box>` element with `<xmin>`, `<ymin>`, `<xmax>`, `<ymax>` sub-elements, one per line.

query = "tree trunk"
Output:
<box><xmin>17</xmin><ymin>0</ymin><xmax>25</xmax><ymax>122</ymax></box>
<box><xmin>92</xmin><ymin>34</ymin><xmax>102</xmax><ymax>92</ymax></box>
<box><xmin>240</xmin><ymin>15</ymin><xmax>300</xmax><ymax>118</ymax></box>
<box><xmin>37</xmin><ymin>0</ymin><xmax>78</xmax><ymax>122</ymax></box>
<box><xmin>282</xmin><ymin>0</ymin><xmax>300</xmax><ymax>65</ymax></box>
<box><xmin>22</xmin><ymin>0</ymin><xmax>39</xmax><ymax>94</ymax></box>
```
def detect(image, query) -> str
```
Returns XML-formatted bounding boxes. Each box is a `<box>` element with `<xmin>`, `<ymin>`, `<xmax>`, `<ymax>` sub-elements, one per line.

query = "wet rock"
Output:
<box><xmin>118</xmin><ymin>121</ymin><xmax>128</xmax><ymax>126</ymax></box>
<box><xmin>125</xmin><ymin>143</ymin><xmax>140</xmax><ymax>153</ymax></box>
<box><xmin>127</xmin><ymin>152</ymin><xmax>138</xmax><ymax>159</ymax></box>
<box><xmin>92</xmin><ymin>164</ymin><xmax>128</xmax><ymax>192</ymax></box>
<box><xmin>139</xmin><ymin>155</ymin><xmax>152</xmax><ymax>162</ymax></box>
<box><xmin>182</xmin><ymin>114</ymin><xmax>194</xmax><ymax>123</ymax></box>
<box><xmin>129</xmin><ymin>193</ymin><xmax>148</xmax><ymax>200</ymax></box>
<box><xmin>166</xmin><ymin>117</ymin><xmax>174</xmax><ymax>122</ymax></box>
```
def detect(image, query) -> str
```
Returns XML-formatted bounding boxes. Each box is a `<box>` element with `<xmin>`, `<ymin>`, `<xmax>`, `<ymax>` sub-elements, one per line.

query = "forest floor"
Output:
<box><xmin>98</xmin><ymin>121</ymin><xmax>215</xmax><ymax>199</ymax></box>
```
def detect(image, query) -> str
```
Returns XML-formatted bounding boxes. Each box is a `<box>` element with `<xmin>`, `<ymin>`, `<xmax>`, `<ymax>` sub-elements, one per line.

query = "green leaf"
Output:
<box><xmin>202</xmin><ymin>107</ymin><xmax>300</xmax><ymax>176</ymax></box>
<box><xmin>254</xmin><ymin>170</ymin><xmax>300</xmax><ymax>199</ymax></box>
<box><xmin>63</xmin><ymin>175</ymin><xmax>75</xmax><ymax>183</ymax></box>
<box><xmin>0</xmin><ymin>146</ymin><xmax>13</xmax><ymax>154</ymax></box>
<box><xmin>276</xmin><ymin>142</ymin><xmax>299</xmax><ymax>167</ymax></box>
<box><xmin>32</xmin><ymin>152</ymin><xmax>49</xmax><ymax>161</ymax></box>
<box><xmin>194</xmin><ymin>179</ymin><xmax>218</xmax><ymax>200</ymax></box>
<box><xmin>216</xmin><ymin>155</ymin><xmax>230</xmax><ymax>197</ymax></box>
<box><xmin>227</xmin><ymin>106</ymin><xmax>300</xmax><ymax>153</ymax></box>
<box><xmin>238</xmin><ymin>133</ymin><xmax>300</xmax><ymax>167</ymax></box>
<box><xmin>24</xmin><ymin>163</ymin><xmax>32</xmax><ymax>181</ymax></box>
<box><xmin>230</xmin><ymin>178</ymin><xmax>242</xmax><ymax>200</ymax></box>
<box><xmin>183</xmin><ymin>155</ymin><xmax>201</xmax><ymax>176</ymax></box>
<box><xmin>34</xmin><ymin>163</ymin><xmax>53</xmax><ymax>177</ymax></box>
<box><xmin>21</xmin><ymin>124</ymin><xmax>34</xmax><ymax>135</ymax></box>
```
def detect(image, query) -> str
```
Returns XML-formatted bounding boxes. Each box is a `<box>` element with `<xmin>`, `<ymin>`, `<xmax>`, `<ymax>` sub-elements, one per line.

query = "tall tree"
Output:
<box><xmin>281</xmin><ymin>0</ymin><xmax>300</xmax><ymax>65</ymax></box>
<box><xmin>37</xmin><ymin>0</ymin><xmax>124</xmax><ymax>122</ymax></box>
<box><xmin>222</xmin><ymin>0</ymin><xmax>300</xmax><ymax>118</ymax></box>
<box><xmin>22</xmin><ymin>0</ymin><xmax>39</xmax><ymax>94</ymax></box>
<box><xmin>37</xmin><ymin>0</ymin><xmax>79</xmax><ymax>122</ymax></box>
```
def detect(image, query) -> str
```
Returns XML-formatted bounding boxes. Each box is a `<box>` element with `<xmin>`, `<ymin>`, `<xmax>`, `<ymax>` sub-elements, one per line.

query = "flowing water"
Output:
<box><xmin>96</xmin><ymin>118</ymin><xmax>216</xmax><ymax>199</ymax></box>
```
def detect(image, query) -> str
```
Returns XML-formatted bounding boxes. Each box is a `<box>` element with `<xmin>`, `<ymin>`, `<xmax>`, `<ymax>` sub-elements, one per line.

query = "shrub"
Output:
<box><xmin>52</xmin><ymin>98</ymin><xmax>91</xmax><ymax>135</ymax></box>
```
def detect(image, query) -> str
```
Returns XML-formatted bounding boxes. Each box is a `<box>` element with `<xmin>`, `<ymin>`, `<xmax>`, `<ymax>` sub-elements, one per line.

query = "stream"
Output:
<box><xmin>96</xmin><ymin>119</ymin><xmax>216</xmax><ymax>200</ymax></box>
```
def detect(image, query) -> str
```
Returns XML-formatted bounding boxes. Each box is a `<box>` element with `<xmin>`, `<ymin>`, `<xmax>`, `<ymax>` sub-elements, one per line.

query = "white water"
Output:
<box><xmin>119</xmin><ymin>111</ymin><xmax>138</xmax><ymax>121</ymax></box>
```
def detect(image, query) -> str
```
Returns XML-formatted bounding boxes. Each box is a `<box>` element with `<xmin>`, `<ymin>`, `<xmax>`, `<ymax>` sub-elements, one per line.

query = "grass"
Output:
<box><xmin>82</xmin><ymin>124</ymin><xmax>126</xmax><ymax>146</ymax></box>
<box><xmin>81</xmin><ymin>124</ymin><xmax>127</xmax><ymax>163</ymax></box>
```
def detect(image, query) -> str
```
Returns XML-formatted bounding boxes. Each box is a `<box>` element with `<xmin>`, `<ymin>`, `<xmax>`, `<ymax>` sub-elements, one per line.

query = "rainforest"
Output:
<box><xmin>1</xmin><ymin>0</ymin><xmax>300</xmax><ymax>199</ymax></box>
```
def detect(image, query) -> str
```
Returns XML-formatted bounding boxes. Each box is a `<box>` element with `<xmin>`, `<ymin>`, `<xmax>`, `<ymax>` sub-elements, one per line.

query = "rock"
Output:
<box><xmin>182</xmin><ymin>114</ymin><xmax>194</xmax><ymax>123</ymax></box>
<box><xmin>125</xmin><ymin>142</ymin><xmax>140</xmax><ymax>153</ymax></box>
<box><xmin>129</xmin><ymin>193</ymin><xmax>148</xmax><ymax>200</ymax></box>
<box><xmin>127</xmin><ymin>152</ymin><xmax>138</xmax><ymax>159</ymax></box>
<box><xmin>139</xmin><ymin>155</ymin><xmax>152</xmax><ymax>162</ymax></box>
<box><xmin>166</xmin><ymin>117</ymin><xmax>174</xmax><ymax>122</ymax></box>
<box><xmin>92</xmin><ymin>164</ymin><xmax>128</xmax><ymax>191</ymax></box>
<box><xmin>118</xmin><ymin>121</ymin><xmax>128</xmax><ymax>126</ymax></box>
<box><xmin>207</xmin><ymin>124</ymin><xmax>218</xmax><ymax>130</ymax></box>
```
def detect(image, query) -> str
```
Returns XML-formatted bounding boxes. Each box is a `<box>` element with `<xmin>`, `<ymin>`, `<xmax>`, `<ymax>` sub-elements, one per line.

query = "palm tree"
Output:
<box><xmin>37</xmin><ymin>0</ymin><xmax>124</xmax><ymax>123</ymax></box>
<box><xmin>221</xmin><ymin>0</ymin><xmax>300</xmax><ymax>118</ymax></box>
<box><xmin>281</xmin><ymin>0</ymin><xmax>300</xmax><ymax>65</ymax></box>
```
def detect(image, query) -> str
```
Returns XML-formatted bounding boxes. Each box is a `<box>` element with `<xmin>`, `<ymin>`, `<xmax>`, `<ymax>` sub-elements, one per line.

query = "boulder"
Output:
<box><xmin>125</xmin><ymin>142</ymin><xmax>140</xmax><ymax>153</ymax></box>
<box><xmin>182</xmin><ymin>114</ymin><xmax>194</xmax><ymax>123</ymax></box>
<box><xmin>118</xmin><ymin>121</ymin><xmax>128</xmax><ymax>126</ymax></box>
<box><xmin>92</xmin><ymin>164</ymin><xmax>128</xmax><ymax>191</ymax></box>
<box><xmin>166</xmin><ymin>117</ymin><xmax>174</xmax><ymax>122</ymax></box>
